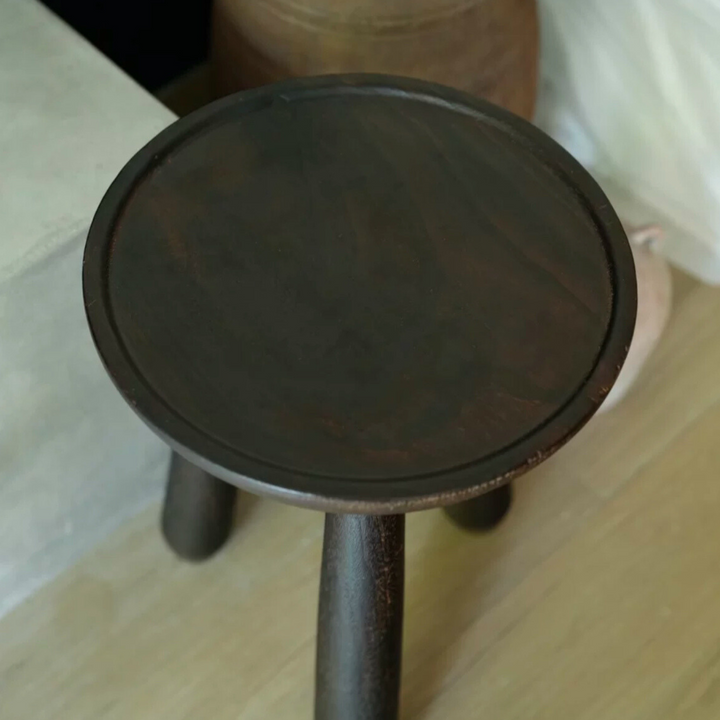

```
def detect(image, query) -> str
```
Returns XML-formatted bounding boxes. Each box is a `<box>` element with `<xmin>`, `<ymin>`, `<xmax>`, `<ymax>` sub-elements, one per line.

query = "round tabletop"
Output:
<box><xmin>84</xmin><ymin>75</ymin><xmax>636</xmax><ymax>513</ymax></box>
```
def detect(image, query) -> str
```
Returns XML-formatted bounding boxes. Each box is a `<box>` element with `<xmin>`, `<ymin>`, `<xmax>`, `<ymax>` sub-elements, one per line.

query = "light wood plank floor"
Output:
<box><xmin>3</xmin><ymin>269</ymin><xmax>720</xmax><ymax>720</ymax></box>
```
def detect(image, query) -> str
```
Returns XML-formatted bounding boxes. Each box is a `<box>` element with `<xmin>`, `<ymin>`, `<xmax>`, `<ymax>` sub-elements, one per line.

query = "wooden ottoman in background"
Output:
<box><xmin>83</xmin><ymin>76</ymin><xmax>635</xmax><ymax>719</ymax></box>
<box><xmin>211</xmin><ymin>0</ymin><xmax>539</xmax><ymax>119</ymax></box>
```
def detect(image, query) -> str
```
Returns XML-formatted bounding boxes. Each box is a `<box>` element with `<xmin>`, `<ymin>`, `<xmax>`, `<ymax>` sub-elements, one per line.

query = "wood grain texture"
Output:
<box><xmin>83</xmin><ymin>74</ymin><xmax>635</xmax><ymax>513</ymax></box>
<box><xmin>316</xmin><ymin>514</ymin><xmax>404</xmax><ymax>720</ymax></box>
<box><xmin>211</xmin><ymin>0</ymin><xmax>539</xmax><ymax>119</ymax></box>
<box><xmin>4</xmin><ymin>269</ymin><xmax>720</xmax><ymax>718</ymax></box>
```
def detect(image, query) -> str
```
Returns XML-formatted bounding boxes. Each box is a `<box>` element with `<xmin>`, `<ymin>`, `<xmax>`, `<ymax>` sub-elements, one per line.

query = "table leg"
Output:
<box><xmin>161</xmin><ymin>451</ymin><xmax>237</xmax><ymax>561</ymax></box>
<box><xmin>444</xmin><ymin>482</ymin><xmax>513</xmax><ymax>531</ymax></box>
<box><xmin>315</xmin><ymin>514</ymin><xmax>405</xmax><ymax>720</ymax></box>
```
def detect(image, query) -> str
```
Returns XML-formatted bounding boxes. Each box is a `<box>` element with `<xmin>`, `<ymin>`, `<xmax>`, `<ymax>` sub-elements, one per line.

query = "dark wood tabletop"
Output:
<box><xmin>83</xmin><ymin>75</ymin><xmax>635</xmax><ymax>513</ymax></box>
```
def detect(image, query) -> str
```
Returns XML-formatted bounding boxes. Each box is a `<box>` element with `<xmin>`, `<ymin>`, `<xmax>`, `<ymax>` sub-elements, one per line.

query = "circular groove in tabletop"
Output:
<box><xmin>84</xmin><ymin>75</ymin><xmax>635</xmax><ymax>511</ymax></box>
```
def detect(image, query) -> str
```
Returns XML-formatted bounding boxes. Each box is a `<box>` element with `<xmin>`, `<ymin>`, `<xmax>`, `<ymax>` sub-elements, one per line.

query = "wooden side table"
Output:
<box><xmin>83</xmin><ymin>75</ymin><xmax>636</xmax><ymax>720</ymax></box>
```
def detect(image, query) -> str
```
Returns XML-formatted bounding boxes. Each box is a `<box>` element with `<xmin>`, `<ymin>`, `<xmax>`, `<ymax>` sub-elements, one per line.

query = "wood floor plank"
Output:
<box><xmin>419</xmin><ymin>400</ymin><xmax>720</xmax><ymax>720</ymax></box>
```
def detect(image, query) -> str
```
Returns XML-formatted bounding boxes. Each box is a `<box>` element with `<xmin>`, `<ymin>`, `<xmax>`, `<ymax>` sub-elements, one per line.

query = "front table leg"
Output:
<box><xmin>315</xmin><ymin>514</ymin><xmax>405</xmax><ymax>720</ymax></box>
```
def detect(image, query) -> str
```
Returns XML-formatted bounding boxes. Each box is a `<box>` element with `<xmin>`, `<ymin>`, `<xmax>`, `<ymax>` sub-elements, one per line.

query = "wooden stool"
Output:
<box><xmin>83</xmin><ymin>75</ymin><xmax>636</xmax><ymax>720</ymax></box>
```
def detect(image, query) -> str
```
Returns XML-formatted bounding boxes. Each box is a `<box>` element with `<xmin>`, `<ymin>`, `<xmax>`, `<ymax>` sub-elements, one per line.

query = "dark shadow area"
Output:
<box><xmin>42</xmin><ymin>0</ymin><xmax>212</xmax><ymax>90</ymax></box>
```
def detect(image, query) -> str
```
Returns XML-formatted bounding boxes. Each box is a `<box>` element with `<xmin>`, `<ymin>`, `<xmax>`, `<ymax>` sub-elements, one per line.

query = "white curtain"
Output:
<box><xmin>536</xmin><ymin>0</ymin><xmax>720</xmax><ymax>284</ymax></box>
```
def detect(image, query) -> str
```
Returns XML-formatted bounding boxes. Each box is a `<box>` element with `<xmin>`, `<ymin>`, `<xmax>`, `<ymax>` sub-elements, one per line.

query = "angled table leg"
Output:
<box><xmin>161</xmin><ymin>452</ymin><xmax>237</xmax><ymax>561</ymax></box>
<box><xmin>315</xmin><ymin>514</ymin><xmax>405</xmax><ymax>720</ymax></box>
